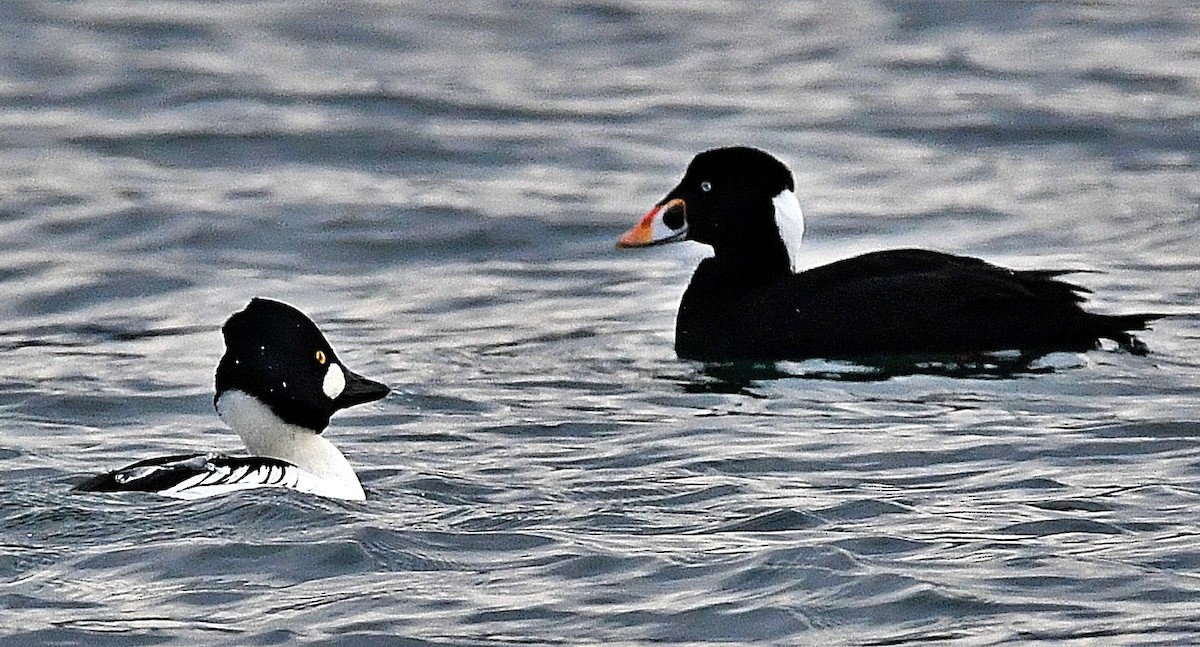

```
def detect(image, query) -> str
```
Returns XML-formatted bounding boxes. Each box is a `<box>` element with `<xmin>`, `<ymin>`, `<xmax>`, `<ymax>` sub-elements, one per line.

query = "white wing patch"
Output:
<box><xmin>162</xmin><ymin>457</ymin><xmax>307</xmax><ymax>500</ymax></box>
<box><xmin>772</xmin><ymin>189</ymin><xmax>805</xmax><ymax>273</ymax></box>
<box><xmin>323</xmin><ymin>363</ymin><xmax>346</xmax><ymax>400</ymax></box>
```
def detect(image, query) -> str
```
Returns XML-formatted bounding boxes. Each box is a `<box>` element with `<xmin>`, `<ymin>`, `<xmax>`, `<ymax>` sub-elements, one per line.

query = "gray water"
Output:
<box><xmin>2</xmin><ymin>1</ymin><xmax>1199</xmax><ymax>645</ymax></box>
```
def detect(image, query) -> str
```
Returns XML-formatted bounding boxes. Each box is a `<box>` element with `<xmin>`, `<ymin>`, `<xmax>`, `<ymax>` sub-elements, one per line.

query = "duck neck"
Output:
<box><xmin>704</xmin><ymin>187</ymin><xmax>805</xmax><ymax>281</ymax></box>
<box><xmin>702</xmin><ymin>249</ymin><xmax>794</xmax><ymax>290</ymax></box>
<box><xmin>215</xmin><ymin>390</ymin><xmax>364</xmax><ymax>498</ymax></box>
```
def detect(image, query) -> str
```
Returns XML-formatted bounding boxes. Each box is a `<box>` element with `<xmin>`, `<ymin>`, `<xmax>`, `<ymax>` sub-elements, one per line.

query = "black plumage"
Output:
<box><xmin>620</xmin><ymin>146</ymin><xmax>1157</xmax><ymax>362</ymax></box>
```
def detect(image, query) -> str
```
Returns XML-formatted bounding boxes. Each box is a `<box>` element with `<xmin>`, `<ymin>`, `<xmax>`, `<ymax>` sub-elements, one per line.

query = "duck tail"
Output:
<box><xmin>1094</xmin><ymin>312</ymin><xmax>1163</xmax><ymax>356</ymax></box>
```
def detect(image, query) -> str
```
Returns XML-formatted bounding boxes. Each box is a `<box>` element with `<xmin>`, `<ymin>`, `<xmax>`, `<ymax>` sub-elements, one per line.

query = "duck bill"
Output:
<box><xmin>334</xmin><ymin>369</ymin><xmax>390</xmax><ymax>409</ymax></box>
<box><xmin>617</xmin><ymin>198</ymin><xmax>688</xmax><ymax>248</ymax></box>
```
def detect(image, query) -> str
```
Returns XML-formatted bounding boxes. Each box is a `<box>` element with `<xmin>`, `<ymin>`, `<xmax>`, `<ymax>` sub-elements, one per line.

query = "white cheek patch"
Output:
<box><xmin>322</xmin><ymin>363</ymin><xmax>346</xmax><ymax>400</ymax></box>
<box><xmin>772</xmin><ymin>189</ymin><xmax>805</xmax><ymax>273</ymax></box>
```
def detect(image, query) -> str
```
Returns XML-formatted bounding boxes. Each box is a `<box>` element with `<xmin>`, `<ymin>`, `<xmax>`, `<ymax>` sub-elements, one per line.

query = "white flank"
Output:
<box><xmin>323</xmin><ymin>363</ymin><xmax>346</xmax><ymax>400</ymax></box>
<box><xmin>772</xmin><ymin>188</ymin><xmax>805</xmax><ymax>273</ymax></box>
<box><xmin>163</xmin><ymin>460</ymin><xmax>306</xmax><ymax>500</ymax></box>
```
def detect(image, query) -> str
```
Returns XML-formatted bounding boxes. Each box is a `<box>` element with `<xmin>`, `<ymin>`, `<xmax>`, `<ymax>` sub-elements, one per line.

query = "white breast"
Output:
<box><xmin>214</xmin><ymin>390</ymin><xmax>366</xmax><ymax>501</ymax></box>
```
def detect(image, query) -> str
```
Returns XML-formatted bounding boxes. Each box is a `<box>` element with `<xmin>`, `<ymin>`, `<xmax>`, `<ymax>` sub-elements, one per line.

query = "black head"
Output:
<box><xmin>618</xmin><ymin>146</ymin><xmax>804</xmax><ymax>273</ymax></box>
<box><xmin>214</xmin><ymin>298</ymin><xmax>390</xmax><ymax>432</ymax></box>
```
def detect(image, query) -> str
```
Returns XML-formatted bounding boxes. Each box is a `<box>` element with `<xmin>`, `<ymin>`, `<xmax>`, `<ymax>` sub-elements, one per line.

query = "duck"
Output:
<box><xmin>73</xmin><ymin>298</ymin><xmax>389</xmax><ymax>500</ymax></box>
<box><xmin>617</xmin><ymin>146</ymin><xmax>1157</xmax><ymax>362</ymax></box>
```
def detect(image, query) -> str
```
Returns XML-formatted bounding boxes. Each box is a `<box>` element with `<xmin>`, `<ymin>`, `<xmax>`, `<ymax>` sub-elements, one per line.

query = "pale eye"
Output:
<box><xmin>700</xmin><ymin>181</ymin><xmax>712</xmax><ymax>192</ymax></box>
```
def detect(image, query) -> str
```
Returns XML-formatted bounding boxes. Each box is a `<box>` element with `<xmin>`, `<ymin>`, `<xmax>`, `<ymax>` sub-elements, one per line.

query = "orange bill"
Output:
<box><xmin>616</xmin><ymin>198</ymin><xmax>688</xmax><ymax>248</ymax></box>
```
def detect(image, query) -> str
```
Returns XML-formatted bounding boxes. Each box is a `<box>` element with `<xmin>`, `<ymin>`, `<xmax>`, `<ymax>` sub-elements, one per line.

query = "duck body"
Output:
<box><xmin>71</xmin><ymin>453</ymin><xmax>318</xmax><ymax>501</ymax></box>
<box><xmin>620</xmin><ymin>146</ymin><xmax>1157</xmax><ymax>362</ymax></box>
<box><xmin>678</xmin><ymin>248</ymin><xmax>1152</xmax><ymax>361</ymax></box>
<box><xmin>74</xmin><ymin>298</ymin><xmax>389</xmax><ymax>501</ymax></box>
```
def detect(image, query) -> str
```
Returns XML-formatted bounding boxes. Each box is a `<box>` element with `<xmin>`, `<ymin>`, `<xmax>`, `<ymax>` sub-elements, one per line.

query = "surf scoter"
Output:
<box><xmin>617</xmin><ymin>146</ymin><xmax>1157</xmax><ymax>362</ymax></box>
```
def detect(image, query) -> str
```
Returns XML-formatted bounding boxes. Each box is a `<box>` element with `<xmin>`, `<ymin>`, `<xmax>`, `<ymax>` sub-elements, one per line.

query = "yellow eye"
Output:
<box><xmin>315</xmin><ymin>350</ymin><xmax>326</xmax><ymax>365</ymax></box>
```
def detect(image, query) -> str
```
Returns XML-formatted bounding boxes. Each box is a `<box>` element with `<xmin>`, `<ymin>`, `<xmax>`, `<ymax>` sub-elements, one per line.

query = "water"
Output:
<box><xmin>1</xmin><ymin>1</ymin><xmax>1199</xmax><ymax>644</ymax></box>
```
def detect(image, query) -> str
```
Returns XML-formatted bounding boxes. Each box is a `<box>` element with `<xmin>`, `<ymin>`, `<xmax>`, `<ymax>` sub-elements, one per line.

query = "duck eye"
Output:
<box><xmin>315</xmin><ymin>350</ymin><xmax>326</xmax><ymax>365</ymax></box>
<box><xmin>700</xmin><ymin>181</ymin><xmax>712</xmax><ymax>192</ymax></box>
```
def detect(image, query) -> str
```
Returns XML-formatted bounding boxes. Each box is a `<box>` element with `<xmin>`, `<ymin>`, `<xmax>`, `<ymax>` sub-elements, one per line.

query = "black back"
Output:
<box><xmin>677</xmin><ymin>247</ymin><xmax>1157</xmax><ymax>361</ymax></box>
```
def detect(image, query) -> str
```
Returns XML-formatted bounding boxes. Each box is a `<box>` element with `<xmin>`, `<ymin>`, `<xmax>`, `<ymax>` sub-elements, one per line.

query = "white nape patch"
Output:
<box><xmin>771</xmin><ymin>189</ymin><xmax>805</xmax><ymax>273</ymax></box>
<box><xmin>323</xmin><ymin>363</ymin><xmax>346</xmax><ymax>400</ymax></box>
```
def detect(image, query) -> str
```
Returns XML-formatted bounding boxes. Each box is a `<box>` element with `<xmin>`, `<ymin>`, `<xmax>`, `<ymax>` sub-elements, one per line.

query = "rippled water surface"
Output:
<box><xmin>2</xmin><ymin>2</ymin><xmax>1200</xmax><ymax>645</ymax></box>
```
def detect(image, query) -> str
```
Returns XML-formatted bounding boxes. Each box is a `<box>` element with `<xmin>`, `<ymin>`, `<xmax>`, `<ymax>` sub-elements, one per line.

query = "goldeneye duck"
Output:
<box><xmin>618</xmin><ymin>146</ymin><xmax>1157</xmax><ymax>362</ymax></box>
<box><xmin>74</xmin><ymin>298</ymin><xmax>389</xmax><ymax>501</ymax></box>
